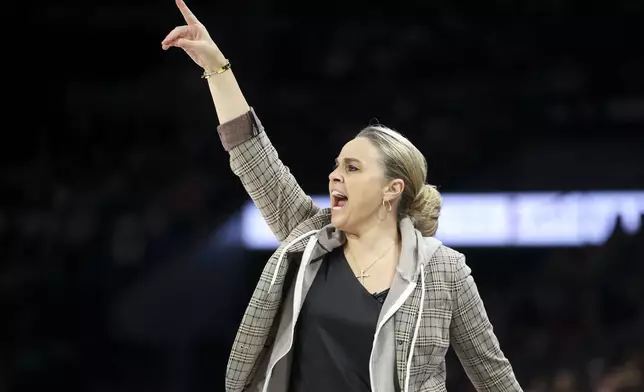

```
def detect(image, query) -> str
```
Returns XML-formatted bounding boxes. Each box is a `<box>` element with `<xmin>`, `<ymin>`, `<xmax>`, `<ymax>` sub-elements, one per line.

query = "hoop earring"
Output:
<box><xmin>382</xmin><ymin>199</ymin><xmax>392</xmax><ymax>213</ymax></box>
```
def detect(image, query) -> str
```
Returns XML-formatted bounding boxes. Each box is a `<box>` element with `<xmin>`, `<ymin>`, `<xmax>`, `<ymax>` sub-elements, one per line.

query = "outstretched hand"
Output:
<box><xmin>162</xmin><ymin>0</ymin><xmax>227</xmax><ymax>71</ymax></box>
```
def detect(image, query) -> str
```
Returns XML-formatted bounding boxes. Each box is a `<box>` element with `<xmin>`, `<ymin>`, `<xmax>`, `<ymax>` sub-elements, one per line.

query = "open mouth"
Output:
<box><xmin>331</xmin><ymin>190</ymin><xmax>348</xmax><ymax>209</ymax></box>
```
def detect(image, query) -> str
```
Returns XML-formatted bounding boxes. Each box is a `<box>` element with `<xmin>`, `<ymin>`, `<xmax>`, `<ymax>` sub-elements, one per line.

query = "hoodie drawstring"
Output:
<box><xmin>269</xmin><ymin>230</ymin><xmax>319</xmax><ymax>290</ymax></box>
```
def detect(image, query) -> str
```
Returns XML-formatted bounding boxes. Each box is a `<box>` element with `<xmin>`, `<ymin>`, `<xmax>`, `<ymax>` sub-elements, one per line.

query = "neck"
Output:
<box><xmin>344</xmin><ymin>214</ymin><xmax>400</xmax><ymax>257</ymax></box>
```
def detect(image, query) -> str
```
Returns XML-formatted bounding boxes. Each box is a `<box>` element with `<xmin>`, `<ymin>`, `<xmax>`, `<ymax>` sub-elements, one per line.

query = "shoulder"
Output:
<box><xmin>303</xmin><ymin>208</ymin><xmax>331</xmax><ymax>231</ymax></box>
<box><xmin>421</xmin><ymin>237</ymin><xmax>464</xmax><ymax>265</ymax></box>
<box><xmin>430</xmin><ymin>244</ymin><xmax>464</xmax><ymax>264</ymax></box>
<box><xmin>279</xmin><ymin>209</ymin><xmax>332</xmax><ymax>248</ymax></box>
<box><xmin>421</xmin><ymin>238</ymin><xmax>468</xmax><ymax>283</ymax></box>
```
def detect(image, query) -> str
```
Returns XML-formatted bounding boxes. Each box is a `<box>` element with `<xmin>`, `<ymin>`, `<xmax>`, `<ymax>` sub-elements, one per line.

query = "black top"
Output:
<box><xmin>288</xmin><ymin>247</ymin><xmax>395</xmax><ymax>392</ymax></box>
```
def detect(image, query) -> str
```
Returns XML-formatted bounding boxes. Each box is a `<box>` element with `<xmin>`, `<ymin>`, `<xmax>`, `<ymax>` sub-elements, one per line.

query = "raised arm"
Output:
<box><xmin>162</xmin><ymin>0</ymin><xmax>318</xmax><ymax>241</ymax></box>
<box><xmin>450</xmin><ymin>255</ymin><xmax>523</xmax><ymax>392</ymax></box>
<box><xmin>217</xmin><ymin>110</ymin><xmax>319</xmax><ymax>241</ymax></box>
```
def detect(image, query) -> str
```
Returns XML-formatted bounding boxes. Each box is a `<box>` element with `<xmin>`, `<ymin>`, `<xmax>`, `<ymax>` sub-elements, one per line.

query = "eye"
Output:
<box><xmin>347</xmin><ymin>165</ymin><xmax>358</xmax><ymax>172</ymax></box>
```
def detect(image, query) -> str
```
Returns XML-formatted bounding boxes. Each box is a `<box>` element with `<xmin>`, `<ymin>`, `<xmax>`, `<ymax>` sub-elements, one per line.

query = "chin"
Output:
<box><xmin>330</xmin><ymin>212</ymin><xmax>348</xmax><ymax>231</ymax></box>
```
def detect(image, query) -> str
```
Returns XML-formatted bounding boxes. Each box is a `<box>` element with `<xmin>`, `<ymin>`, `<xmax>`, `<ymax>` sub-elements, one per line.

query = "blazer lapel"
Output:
<box><xmin>394</xmin><ymin>288</ymin><xmax>423</xmax><ymax>386</ymax></box>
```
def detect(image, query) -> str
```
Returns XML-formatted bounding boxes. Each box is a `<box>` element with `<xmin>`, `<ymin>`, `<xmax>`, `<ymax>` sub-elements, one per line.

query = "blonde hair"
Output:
<box><xmin>357</xmin><ymin>125</ymin><xmax>442</xmax><ymax>236</ymax></box>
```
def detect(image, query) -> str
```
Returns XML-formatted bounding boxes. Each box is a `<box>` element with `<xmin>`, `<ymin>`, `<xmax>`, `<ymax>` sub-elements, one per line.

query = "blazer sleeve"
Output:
<box><xmin>217</xmin><ymin>108</ymin><xmax>319</xmax><ymax>242</ymax></box>
<box><xmin>449</xmin><ymin>255</ymin><xmax>523</xmax><ymax>392</ymax></box>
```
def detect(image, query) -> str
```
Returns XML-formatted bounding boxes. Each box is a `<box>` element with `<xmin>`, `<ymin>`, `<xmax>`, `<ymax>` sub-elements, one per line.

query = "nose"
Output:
<box><xmin>328</xmin><ymin>167</ymin><xmax>343</xmax><ymax>183</ymax></box>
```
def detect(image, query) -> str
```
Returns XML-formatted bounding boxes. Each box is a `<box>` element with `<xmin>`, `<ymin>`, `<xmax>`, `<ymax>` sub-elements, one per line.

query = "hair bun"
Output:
<box><xmin>409</xmin><ymin>184</ymin><xmax>442</xmax><ymax>237</ymax></box>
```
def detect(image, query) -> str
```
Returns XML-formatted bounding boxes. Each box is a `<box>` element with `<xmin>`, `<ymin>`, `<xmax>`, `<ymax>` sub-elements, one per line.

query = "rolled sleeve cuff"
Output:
<box><xmin>216</xmin><ymin>107</ymin><xmax>263</xmax><ymax>151</ymax></box>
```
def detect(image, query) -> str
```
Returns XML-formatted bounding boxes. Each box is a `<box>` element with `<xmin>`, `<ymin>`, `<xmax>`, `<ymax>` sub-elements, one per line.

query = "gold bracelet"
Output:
<box><xmin>201</xmin><ymin>60</ymin><xmax>231</xmax><ymax>79</ymax></box>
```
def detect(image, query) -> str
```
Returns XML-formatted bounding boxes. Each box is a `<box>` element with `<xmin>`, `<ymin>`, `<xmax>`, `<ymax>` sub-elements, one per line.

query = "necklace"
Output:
<box><xmin>346</xmin><ymin>241</ymin><xmax>397</xmax><ymax>285</ymax></box>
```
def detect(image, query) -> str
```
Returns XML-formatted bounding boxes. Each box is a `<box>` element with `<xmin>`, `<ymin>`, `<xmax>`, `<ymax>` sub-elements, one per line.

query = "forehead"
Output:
<box><xmin>338</xmin><ymin>137</ymin><xmax>380</xmax><ymax>163</ymax></box>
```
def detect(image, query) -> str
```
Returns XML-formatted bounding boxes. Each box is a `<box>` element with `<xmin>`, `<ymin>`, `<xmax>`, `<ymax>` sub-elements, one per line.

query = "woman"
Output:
<box><xmin>162</xmin><ymin>1</ymin><xmax>523</xmax><ymax>391</ymax></box>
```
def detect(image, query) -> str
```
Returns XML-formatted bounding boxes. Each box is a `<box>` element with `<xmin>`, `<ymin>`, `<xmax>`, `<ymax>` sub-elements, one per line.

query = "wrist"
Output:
<box><xmin>203</xmin><ymin>51</ymin><xmax>228</xmax><ymax>71</ymax></box>
<box><xmin>202</xmin><ymin>59</ymin><xmax>231</xmax><ymax>79</ymax></box>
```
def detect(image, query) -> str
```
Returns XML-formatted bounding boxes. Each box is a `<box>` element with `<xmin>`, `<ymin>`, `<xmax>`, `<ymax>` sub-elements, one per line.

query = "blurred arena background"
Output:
<box><xmin>8</xmin><ymin>1</ymin><xmax>644</xmax><ymax>391</ymax></box>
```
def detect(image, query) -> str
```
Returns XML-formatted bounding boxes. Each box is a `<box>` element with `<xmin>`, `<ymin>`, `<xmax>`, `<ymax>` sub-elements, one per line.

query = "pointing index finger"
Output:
<box><xmin>176</xmin><ymin>0</ymin><xmax>200</xmax><ymax>25</ymax></box>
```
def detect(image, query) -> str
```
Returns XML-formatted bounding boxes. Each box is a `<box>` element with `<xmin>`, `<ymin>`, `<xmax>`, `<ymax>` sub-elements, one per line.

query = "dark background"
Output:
<box><xmin>6</xmin><ymin>1</ymin><xmax>644</xmax><ymax>391</ymax></box>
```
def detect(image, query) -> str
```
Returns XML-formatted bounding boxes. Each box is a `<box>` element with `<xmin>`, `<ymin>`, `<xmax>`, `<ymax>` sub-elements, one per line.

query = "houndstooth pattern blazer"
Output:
<box><xmin>220</xmin><ymin>109</ymin><xmax>522</xmax><ymax>392</ymax></box>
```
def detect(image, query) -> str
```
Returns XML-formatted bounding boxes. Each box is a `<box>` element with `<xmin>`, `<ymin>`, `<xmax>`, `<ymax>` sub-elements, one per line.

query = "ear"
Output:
<box><xmin>383</xmin><ymin>179</ymin><xmax>404</xmax><ymax>203</ymax></box>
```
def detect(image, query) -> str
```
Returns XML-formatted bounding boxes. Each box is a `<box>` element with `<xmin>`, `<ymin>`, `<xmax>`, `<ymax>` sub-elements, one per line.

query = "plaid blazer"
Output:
<box><xmin>221</xmin><ymin>109</ymin><xmax>522</xmax><ymax>392</ymax></box>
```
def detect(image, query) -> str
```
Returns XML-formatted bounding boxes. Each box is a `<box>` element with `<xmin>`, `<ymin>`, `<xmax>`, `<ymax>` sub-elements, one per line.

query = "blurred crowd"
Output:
<box><xmin>1</xmin><ymin>127</ymin><xmax>222</xmax><ymax>391</ymax></box>
<box><xmin>6</xmin><ymin>4</ymin><xmax>644</xmax><ymax>392</ymax></box>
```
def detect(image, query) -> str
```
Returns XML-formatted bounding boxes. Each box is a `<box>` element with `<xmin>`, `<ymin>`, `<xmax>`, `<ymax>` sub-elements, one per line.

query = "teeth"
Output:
<box><xmin>331</xmin><ymin>190</ymin><xmax>346</xmax><ymax>198</ymax></box>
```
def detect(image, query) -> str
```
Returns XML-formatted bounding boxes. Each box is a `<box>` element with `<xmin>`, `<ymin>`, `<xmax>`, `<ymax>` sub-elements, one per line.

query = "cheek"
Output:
<box><xmin>349</xmin><ymin>182</ymin><xmax>383</xmax><ymax>212</ymax></box>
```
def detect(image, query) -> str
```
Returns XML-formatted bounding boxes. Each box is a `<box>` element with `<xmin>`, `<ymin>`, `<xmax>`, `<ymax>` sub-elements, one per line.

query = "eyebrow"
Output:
<box><xmin>335</xmin><ymin>157</ymin><xmax>362</xmax><ymax>165</ymax></box>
